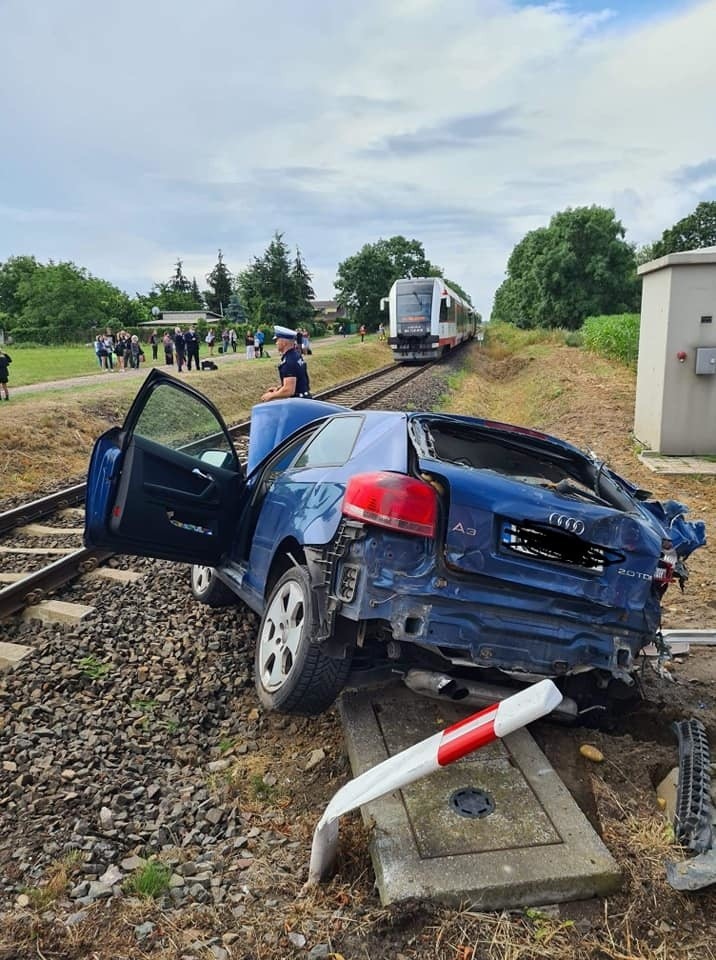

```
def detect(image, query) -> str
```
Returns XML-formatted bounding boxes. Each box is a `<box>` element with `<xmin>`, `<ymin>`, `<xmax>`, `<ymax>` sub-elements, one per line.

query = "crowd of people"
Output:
<box><xmin>0</xmin><ymin>321</ymin><xmax>385</xmax><ymax>404</ymax></box>
<box><xmin>91</xmin><ymin>322</ymin><xmax>370</xmax><ymax>376</ymax></box>
<box><xmin>93</xmin><ymin>323</ymin><xmax>316</xmax><ymax>398</ymax></box>
<box><xmin>93</xmin><ymin>331</ymin><xmax>145</xmax><ymax>371</ymax></box>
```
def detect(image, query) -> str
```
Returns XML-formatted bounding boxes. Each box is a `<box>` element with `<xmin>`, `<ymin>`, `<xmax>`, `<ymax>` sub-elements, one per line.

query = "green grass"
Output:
<box><xmin>123</xmin><ymin>861</ymin><xmax>171</xmax><ymax>899</ymax></box>
<box><xmin>78</xmin><ymin>655</ymin><xmax>112</xmax><ymax>680</ymax></box>
<box><xmin>249</xmin><ymin>773</ymin><xmax>279</xmax><ymax>802</ymax></box>
<box><xmin>4</xmin><ymin>343</ymin><xmax>162</xmax><ymax>387</ymax></box>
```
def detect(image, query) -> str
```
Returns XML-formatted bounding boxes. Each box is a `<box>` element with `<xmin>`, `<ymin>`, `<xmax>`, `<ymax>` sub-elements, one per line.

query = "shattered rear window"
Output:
<box><xmin>410</xmin><ymin>417</ymin><xmax>614</xmax><ymax>508</ymax></box>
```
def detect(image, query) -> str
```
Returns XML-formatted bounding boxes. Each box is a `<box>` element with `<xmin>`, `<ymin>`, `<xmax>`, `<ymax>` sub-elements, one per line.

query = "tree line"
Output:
<box><xmin>1</xmin><ymin>201</ymin><xmax>715</xmax><ymax>342</ymax></box>
<box><xmin>0</xmin><ymin>233</ymin><xmax>318</xmax><ymax>344</ymax></box>
<box><xmin>491</xmin><ymin>200</ymin><xmax>716</xmax><ymax>330</ymax></box>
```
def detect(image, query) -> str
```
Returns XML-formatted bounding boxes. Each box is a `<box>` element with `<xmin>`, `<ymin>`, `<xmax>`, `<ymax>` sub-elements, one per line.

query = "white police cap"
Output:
<box><xmin>272</xmin><ymin>325</ymin><xmax>297</xmax><ymax>341</ymax></box>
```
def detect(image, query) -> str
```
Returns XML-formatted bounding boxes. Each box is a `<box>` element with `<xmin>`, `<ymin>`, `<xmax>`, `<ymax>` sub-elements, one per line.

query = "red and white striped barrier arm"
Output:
<box><xmin>306</xmin><ymin>679</ymin><xmax>563</xmax><ymax>885</ymax></box>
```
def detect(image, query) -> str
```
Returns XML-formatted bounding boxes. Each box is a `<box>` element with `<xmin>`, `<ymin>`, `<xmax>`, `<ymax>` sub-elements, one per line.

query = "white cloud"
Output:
<box><xmin>1</xmin><ymin>0</ymin><xmax>714</xmax><ymax>313</ymax></box>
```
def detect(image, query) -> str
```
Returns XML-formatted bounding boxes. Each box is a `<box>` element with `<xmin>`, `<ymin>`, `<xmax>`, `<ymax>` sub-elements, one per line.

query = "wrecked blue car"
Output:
<box><xmin>85</xmin><ymin>369</ymin><xmax>706</xmax><ymax>715</ymax></box>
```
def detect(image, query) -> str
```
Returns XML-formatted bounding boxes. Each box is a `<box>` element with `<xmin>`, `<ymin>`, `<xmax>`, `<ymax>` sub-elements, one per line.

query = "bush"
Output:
<box><xmin>582</xmin><ymin>313</ymin><xmax>640</xmax><ymax>365</ymax></box>
<box><xmin>564</xmin><ymin>330</ymin><xmax>584</xmax><ymax>347</ymax></box>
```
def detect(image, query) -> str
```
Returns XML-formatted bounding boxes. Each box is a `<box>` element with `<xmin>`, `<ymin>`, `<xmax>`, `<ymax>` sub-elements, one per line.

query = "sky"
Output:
<box><xmin>1</xmin><ymin>0</ymin><xmax>715</xmax><ymax>316</ymax></box>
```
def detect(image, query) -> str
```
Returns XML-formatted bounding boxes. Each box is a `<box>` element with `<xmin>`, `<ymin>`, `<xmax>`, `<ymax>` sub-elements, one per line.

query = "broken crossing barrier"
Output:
<box><xmin>306</xmin><ymin>678</ymin><xmax>563</xmax><ymax>886</ymax></box>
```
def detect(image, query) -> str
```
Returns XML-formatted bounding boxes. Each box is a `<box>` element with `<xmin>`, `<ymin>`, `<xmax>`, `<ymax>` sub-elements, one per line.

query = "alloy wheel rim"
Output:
<box><xmin>192</xmin><ymin>565</ymin><xmax>213</xmax><ymax>593</ymax></box>
<box><xmin>259</xmin><ymin>579</ymin><xmax>306</xmax><ymax>692</ymax></box>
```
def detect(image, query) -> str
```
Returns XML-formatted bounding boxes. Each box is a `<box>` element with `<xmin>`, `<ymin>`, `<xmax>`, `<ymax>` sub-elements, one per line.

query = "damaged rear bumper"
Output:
<box><xmin>327</xmin><ymin>526</ymin><xmax>660</xmax><ymax>681</ymax></box>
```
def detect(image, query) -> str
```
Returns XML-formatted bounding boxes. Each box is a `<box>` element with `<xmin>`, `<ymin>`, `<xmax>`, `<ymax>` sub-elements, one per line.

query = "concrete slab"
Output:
<box><xmin>16</xmin><ymin>524</ymin><xmax>84</xmax><ymax>536</ymax></box>
<box><xmin>642</xmin><ymin>630</ymin><xmax>716</xmax><ymax>657</ymax></box>
<box><xmin>638</xmin><ymin>452</ymin><xmax>716</xmax><ymax>475</ymax></box>
<box><xmin>0</xmin><ymin>573</ymin><xmax>24</xmax><ymax>583</ymax></box>
<box><xmin>82</xmin><ymin>568</ymin><xmax>143</xmax><ymax>584</ymax></box>
<box><xmin>0</xmin><ymin>641</ymin><xmax>32</xmax><ymax>672</ymax></box>
<box><xmin>22</xmin><ymin>600</ymin><xmax>95</xmax><ymax>624</ymax></box>
<box><xmin>663</xmin><ymin>629</ymin><xmax>716</xmax><ymax>646</ymax></box>
<box><xmin>340</xmin><ymin>684</ymin><xmax>620</xmax><ymax>908</ymax></box>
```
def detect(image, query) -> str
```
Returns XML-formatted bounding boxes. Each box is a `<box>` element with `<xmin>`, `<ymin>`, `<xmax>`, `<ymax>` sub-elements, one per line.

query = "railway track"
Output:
<box><xmin>0</xmin><ymin>356</ymin><xmax>444</xmax><ymax>621</ymax></box>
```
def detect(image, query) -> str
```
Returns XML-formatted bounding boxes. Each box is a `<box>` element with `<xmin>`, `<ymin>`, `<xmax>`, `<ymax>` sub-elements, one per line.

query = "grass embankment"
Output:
<box><xmin>449</xmin><ymin>324</ymin><xmax>635</xmax><ymax>455</ymax></box>
<box><xmin>0</xmin><ymin>339</ymin><xmax>390</xmax><ymax>499</ymax></box>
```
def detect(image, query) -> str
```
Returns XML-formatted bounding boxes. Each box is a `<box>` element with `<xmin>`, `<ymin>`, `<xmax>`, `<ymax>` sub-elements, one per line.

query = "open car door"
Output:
<box><xmin>84</xmin><ymin>369</ymin><xmax>244</xmax><ymax>565</ymax></box>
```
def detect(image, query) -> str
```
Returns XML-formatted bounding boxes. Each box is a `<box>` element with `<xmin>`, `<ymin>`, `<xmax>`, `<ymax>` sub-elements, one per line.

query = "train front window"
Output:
<box><xmin>396</xmin><ymin>282</ymin><xmax>433</xmax><ymax>331</ymax></box>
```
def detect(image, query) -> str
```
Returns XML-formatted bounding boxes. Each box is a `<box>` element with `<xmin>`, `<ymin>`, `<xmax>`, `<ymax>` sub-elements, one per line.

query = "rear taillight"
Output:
<box><xmin>342</xmin><ymin>471</ymin><xmax>438</xmax><ymax>537</ymax></box>
<box><xmin>654</xmin><ymin>542</ymin><xmax>678</xmax><ymax>592</ymax></box>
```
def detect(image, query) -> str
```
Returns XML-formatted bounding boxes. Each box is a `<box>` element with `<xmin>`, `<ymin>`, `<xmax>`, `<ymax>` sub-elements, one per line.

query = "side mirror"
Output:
<box><xmin>444</xmin><ymin>296</ymin><xmax>452</xmax><ymax>309</ymax></box>
<box><xmin>380</xmin><ymin>298</ymin><xmax>388</xmax><ymax>311</ymax></box>
<box><xmin>200</xmin><ymin>449</ymin><xmax>233</xmax><ymax>469</ymax></box>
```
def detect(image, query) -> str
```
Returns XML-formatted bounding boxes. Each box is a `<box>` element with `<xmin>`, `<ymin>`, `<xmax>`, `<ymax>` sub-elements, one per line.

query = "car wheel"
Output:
<box><xmin>190</xmin><ymin>564</ymin><xmax>235</xmax><ymax>607</ymax></box>
<box><xmin>255</xmin><ymin>565</ymin><xmax>352</xmax><ymax>715</ymax></box>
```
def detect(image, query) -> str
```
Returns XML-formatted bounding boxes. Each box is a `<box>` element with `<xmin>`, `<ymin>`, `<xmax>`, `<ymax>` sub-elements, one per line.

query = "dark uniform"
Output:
<box><xmin>184</xmin><ymin>329</ymin><xmax>200</xmax><ymax>370</ymax></box>
<box><xmin>173</xmin><ymin>330</ymin><xmax>186</xmax><ymax>372</ymax></box>
<box><xmin>0</xmin><ymin>351</ymin><xmax>11</xmax><ymax>400</ymax></box>
<box><xmin>278</xmin><ymin>346</ymin><xmax>311</xmax><ymax>397</ymax></box>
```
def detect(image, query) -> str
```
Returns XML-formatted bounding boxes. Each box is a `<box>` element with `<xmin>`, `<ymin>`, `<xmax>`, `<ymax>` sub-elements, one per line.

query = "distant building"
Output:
<box><xmin>311</xmin><ymin>300</ymin><xmax>346</xmax><ymax>325</ymax></box>
<box><xmin>138</xmin><ymin>310</ymin><xmax>223</xmax><ymax>327</ymax></box>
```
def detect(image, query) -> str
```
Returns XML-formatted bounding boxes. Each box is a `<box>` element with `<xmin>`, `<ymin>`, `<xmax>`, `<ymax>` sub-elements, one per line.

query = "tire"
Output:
<box><xmin>190</xmin><ymin>564</ymin><xmax>236</xmax><ymax>607</ymax></box>
<box><xmin>254</xmin><ymin>565</ymin><xmax>352</xmax><ymax>715</ymax></box>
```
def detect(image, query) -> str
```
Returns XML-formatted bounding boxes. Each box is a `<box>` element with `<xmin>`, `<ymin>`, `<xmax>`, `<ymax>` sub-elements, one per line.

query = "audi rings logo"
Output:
<box><xmin>548</xmin><ymin>513</ymin><xmax>585</xmax><ymax>535</ymax></box>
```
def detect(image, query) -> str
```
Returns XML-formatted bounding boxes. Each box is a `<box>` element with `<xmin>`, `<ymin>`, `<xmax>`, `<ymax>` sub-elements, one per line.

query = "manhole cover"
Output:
<box><xmin>450</xmin><ymin>787</ymin><xmax>495</xmax><ymax>819</ymax></box>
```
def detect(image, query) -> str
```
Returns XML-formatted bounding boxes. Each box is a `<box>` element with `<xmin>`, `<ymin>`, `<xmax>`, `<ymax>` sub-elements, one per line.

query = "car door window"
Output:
<box><xmin>293</xmin><ymin>416</ymin><xmax>363</xmax><ymax>468</ymax></box>
<box><xmin>132</xmin><ymin>381</ymin><xmax>238</xmax><ymax>471</ymax></box>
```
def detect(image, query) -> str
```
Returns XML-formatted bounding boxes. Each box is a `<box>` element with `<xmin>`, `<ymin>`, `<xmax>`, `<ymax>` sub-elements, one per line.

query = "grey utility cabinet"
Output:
<box><xmin>634</xmin><ymin>247</ymin><xmax>716</xmax><ymax>455</ymax></box>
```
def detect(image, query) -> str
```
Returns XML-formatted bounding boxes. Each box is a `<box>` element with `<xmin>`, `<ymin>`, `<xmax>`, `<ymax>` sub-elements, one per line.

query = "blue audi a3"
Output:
<box><xmin>85</xmin><ymin>370</ymin><xmax>706</xmax><ymax>716</ymax></box>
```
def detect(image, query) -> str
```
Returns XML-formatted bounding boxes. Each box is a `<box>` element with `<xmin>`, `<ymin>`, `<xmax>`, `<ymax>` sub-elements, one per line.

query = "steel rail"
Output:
<box><xmin>0</xmin><ymin>483</ymin><xmax>87</xmax><ymax>536</ymax></box>
<box><xmin>0</xmin><ymin>547</ymin><xmax>113</xmax><ymax>620</ymax></box>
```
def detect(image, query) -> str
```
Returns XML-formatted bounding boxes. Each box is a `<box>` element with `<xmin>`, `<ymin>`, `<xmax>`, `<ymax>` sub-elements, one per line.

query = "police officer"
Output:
<box><xmin>260</xmin><ymin>325</ymin><xmax>311</xmax><ymax>401</ymax></box>
<box><xmin>184</xmin><ymin>325</ymin><xmax>201</xmax><ymax>371</ymax></box>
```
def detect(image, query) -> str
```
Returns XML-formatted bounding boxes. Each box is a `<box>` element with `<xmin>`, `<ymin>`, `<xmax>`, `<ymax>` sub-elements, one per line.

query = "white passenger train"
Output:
<box><xmin>381</xmin><ymin>277</ymin><xmax>478</xmax><ymax>363</ymax></box>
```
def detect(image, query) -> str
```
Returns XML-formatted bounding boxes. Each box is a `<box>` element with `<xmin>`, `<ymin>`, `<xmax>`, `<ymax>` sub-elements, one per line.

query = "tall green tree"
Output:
<box><xmin>0</xmin><ymin>255</ymin><xmax>41</xmax><ymax>323</ymax></box>
<box><xmin>205</xmin><ymin>249</ymin><xmax>233</xmax><ymax>315</ymax></box>
<box><xmin>649</xmin><ymin>201</ymin><xmax>716</xmax><ymax>259</ymax></box>
<box><xmin>12</xmin><ymin>261</ymin><xmax>141</xmax><ymax>342</ymax></box>
<box><xmin>491</xmin><ymin>206</ymin><xmax>640</xmax><ymax>329</ymax></box>
<box><xmin>290</xmin><ymin>249</ymin><xmax>316</xmax><ymax>326</ymax></box>
<box><xmin>335</xmin><ymin>236</ymin><xmax>442</xmax><ymax>328</ymax></box>
<box><xmin>236</xmin><ymin>232</ymin><xmax>315</xmax><ymax>328</ymax></box>
<box><xmin>169</xmin><ymin>258</ymin><xmax>192</xmax><ymax>293</ymax></box>
<box><xmin>225</xmin><ymin>292</ymin><xmax>247</xmax><ymax>325</ymax></box>
<box><xmin>190</xmin><ymin>277</ymin><xmax>204</xmax><ymax>307</ymax></box>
